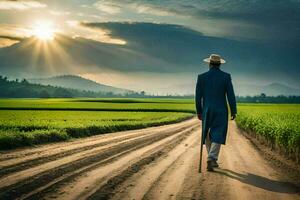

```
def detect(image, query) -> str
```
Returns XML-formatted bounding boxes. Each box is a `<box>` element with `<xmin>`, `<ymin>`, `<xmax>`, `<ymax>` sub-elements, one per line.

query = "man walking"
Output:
<box><xmin>195</xmin><ymin>54</ymin><xmax>237</xmax><ymax>171</ymax></box>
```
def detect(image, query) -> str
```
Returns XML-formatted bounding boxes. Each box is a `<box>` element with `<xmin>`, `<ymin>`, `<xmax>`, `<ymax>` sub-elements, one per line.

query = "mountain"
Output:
<box><xmin>29</xmin><ymin>75</ymin><xmax>132</xmax><ymax>94</ymax></box>
<box><xmin>0</xmin><ymin>75</ymin><xmax>143</xmax><ymax>98</ymax></box>
<box><xmin>235</xmin><ymin>83</ymin><xmax>300</xmax><ymax>96</ymax></box>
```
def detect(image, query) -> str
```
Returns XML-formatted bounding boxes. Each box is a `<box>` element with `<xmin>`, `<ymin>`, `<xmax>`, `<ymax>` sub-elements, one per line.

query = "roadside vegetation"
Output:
<box><xmin>236</xmin><ymin>104</ymin><xmax>300</xmax><ymax>161</ymax></box>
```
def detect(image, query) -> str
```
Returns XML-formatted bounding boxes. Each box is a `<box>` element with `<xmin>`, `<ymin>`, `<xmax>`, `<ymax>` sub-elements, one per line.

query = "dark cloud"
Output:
<box><xmin>93</xmin><ymin>0</ymin><xmax>300</xmax><ymax>42</ymax></box>
<box><xmin>80</xmin><ymin>22</ymin><xmax>206</xmax><ymax>67</ymax></box>
<box><xmin>188</xmin><ymin>0</ymin><xmax>300</xmax><ymax>42</ymax></box>
<box><xmin>81</xmin><ymin>22</ymin><xmax>299</xmax><ymax>72</ymax></box>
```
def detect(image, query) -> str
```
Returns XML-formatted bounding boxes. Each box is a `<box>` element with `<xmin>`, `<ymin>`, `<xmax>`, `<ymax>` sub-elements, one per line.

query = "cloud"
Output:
<box><xmin>183</xmin><ymin>0</ymin><xmax>300</xmax><ymax>41</ymax></box>
<box><xmin>132</xmin><ymin>4</ymin><xmax>175</xmax><ymax>16</ymax></box>
<box><xmin>93</xmin><ymin>0</ymin><xmax>177</xmax><ymax>16</ymax></box>
<box><xmin>0</xmin><ymin>35</ymin><xmax>22</xmax><ymax>47</ymax></box>
<box><xmin>49</xmin><ymin>10</ymin><xmax>70</xmax><ymax>16</ymax></box>
<box><xmin>67</xmin><ymin>21</ymin><xmax>126</xmax><ymax>45</ymax></box>
<box><xmin>0</xmin><ymin>35</ymin><xmax>24</xmax><ymax>41</ymax></box>
<box><xmin>91</xmin><ymin>0</ymin><xmax>300</xmax><ymax>42</ymax></box>
<box><xmin>0</xmin><ymin>0</ymin><xmax>46</xmax><ymax>10</ymax></box>
<box><xmin>73</xmin><ymin>22</ymin><xmax>300</xmax><ymax>87</ymax></box>
<box><xmin>0</xmin><ymin>24</ymin><xmax>31</xmax><ymax>46</ymax></box>
<box><xmin>93</xmin><ymin>1</ymin><xmax>121</xmax><ymax>14</ymax></box>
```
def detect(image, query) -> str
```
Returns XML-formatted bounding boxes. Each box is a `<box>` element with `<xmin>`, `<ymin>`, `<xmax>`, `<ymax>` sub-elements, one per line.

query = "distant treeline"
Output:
<box><xmin>236</xmin><ymin>94</ymin><xmax>300</xmax><ymax>103</ymax></box>
<box><xmin>1</xmin><ymin>75</ymin><xmax>300</xmax><ymax>103</ymax></box>
<box><xmin>0</xmin><ymin>75</ymin><xmax>145</xmax><ymax>98</ymax></box>
<box><xmin>150</xmin><ymin>95</ymin><xmax>300</xmax><ymax>103</ymax></box>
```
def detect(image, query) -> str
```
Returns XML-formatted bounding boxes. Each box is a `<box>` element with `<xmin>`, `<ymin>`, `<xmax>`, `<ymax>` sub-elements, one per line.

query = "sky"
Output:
<box><xmin>0</xmin><ymin>0</ymin><xmax>299</xmax><ymax>94</ymax></box>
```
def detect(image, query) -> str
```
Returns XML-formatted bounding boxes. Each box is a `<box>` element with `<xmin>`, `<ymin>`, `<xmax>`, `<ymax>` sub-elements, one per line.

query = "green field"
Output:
<box><xmin>236</xmin><ymin>104</ymin><xmax>300</xmax><ymax>154</ymax></box>
<box><xmin>0</xmin><ymin>98</ymin><xmax>194</xmax><ymax>149</ymax></box>
<box><xmin>0</xmin><ymin>98</ymin><xmax>195</xmax><ymax>113</ymax></box>
<box><xmin>0</xmin><ymin>98</ymin><xmax>299</xmax><ymax>153</ymax></box>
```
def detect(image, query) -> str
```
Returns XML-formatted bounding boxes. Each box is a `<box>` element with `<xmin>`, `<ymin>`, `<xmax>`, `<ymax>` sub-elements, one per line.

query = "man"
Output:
<box><xmin>195</xmin><ymin>54</ymin><xmax>237</xmax><ymax>171</ymax></box>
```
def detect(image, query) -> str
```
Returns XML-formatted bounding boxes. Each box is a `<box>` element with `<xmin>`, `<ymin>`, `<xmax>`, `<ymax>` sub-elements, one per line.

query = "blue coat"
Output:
<box><xmin>195</xmin><ymin>67</ymin><xmax>237</xmax><ymax>145</ymax></box>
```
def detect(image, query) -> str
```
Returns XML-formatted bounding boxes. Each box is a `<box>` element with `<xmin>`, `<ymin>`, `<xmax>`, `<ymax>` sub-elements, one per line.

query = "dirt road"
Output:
<box><xmin>0</xmin><ymin>118</ymin><xmax>299</xmax><ymax>200</ymax></box>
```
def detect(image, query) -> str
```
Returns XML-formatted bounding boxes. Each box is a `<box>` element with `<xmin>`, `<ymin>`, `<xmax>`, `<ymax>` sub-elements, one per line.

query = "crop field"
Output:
<box><xmin>0</xmin><ymin>98</ymin><xmax>194</xmax><ymax>149</ymax></box>
<box><xmin>0</xmin><ymin>98</ymin><xmax>195</xmax><ymax>113</ymax></box>
<box><xmin>0</xmin><ymin>98</ymin><xmax>299</xmax><ymax>154</ymax></box>
<box><xmin>236</xmin><ymin>104</ymin><xmax>300</xmax><ymax>156</ymax></box>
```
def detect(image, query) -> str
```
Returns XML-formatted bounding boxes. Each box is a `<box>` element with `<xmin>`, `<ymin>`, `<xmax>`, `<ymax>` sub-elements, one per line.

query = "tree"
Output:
<box><xmin>53</xmin><ymin>88</ymin><xmax>73</xmax><ymax>98</ymax></box>
<box><xmin>39</xmin><ymin>90</ymin><xmax>51</xmax><ymax>98</ymax></box>
<box><xmin>260</xmin><ymin>93</ymin><xmax>266</xmax><ymax>98</ymax></box>
<box><xmin>21</xmin><ymin>79</ymin><xmax>29</xmax><ymax>85</ymax></box>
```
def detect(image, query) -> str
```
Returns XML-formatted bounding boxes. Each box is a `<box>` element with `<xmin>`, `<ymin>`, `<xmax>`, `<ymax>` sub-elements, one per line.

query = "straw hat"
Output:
<box><xmin>203</xmin><ymin>54</ymin><xmax>226</xmax><ymax>64</ymax></box>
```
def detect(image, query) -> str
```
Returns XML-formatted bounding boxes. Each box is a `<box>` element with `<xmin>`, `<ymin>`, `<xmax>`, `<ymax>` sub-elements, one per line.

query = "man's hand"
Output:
<box><xmin>197</xmin><ymin>114</ymin><xmax>202</xmax><ymax>121</ymax></box>
<box><xmin>231</xmin><ymin>114</ymin><xmax>236</xmax><ymax>120</ymax></box>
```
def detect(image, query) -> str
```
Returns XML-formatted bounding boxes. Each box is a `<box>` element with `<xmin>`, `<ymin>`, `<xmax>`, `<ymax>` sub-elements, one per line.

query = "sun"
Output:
<box><xmin>32</xmin><ymin>20</ymin><xmax>56</xmax><ymax>41</ymax></box>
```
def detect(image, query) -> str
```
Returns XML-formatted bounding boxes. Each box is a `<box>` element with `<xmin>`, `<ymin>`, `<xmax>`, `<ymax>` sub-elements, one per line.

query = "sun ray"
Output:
<box><xmin>49</xmin><ymin>37</ymin><xmax>77</xmax><ymax>73</ymax></box>
<box><xmin>20</xmin><ymin>20</ymin><xmax>81</xmax><ymax>75</ymax></box>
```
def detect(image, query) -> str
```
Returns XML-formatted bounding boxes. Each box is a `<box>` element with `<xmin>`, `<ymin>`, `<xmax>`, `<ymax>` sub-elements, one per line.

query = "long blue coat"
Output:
<box><xmin>195</xmin><ymin>67</ymin><xmax>237</xmax><ymax>145</ymax></box>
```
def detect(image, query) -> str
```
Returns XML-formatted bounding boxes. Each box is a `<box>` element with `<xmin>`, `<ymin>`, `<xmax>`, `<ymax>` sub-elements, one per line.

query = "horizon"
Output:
<box><xmin>0</xmin><ymin>0</ymin><xmax>299</xmax><ymax>95</ymax></box>
<box><xmin>2</xmin><ymin>73</ymin><xmax>300</xmax><ymax>96</ymax></box>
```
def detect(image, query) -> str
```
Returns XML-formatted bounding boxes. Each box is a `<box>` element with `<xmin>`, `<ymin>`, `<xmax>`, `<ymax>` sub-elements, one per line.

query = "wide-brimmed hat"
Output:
<box><xmin>203</xmin><ymin>54</ymin><xmax>226</xmax><ymax>64</ymax></box>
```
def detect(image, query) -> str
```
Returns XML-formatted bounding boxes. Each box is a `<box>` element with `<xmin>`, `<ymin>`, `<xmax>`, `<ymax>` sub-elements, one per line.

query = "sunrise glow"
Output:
<box><xmin>32</xmin><ymin>20</ymin><xmax>56</xmax><ymax>40</ymax></box>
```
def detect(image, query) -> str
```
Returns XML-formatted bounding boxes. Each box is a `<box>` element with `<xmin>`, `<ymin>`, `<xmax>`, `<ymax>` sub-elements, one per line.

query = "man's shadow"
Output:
<box><xmin>213</xmin><ymin>168</ymin><xmax>299</xmax><ymax>194</ymax></box>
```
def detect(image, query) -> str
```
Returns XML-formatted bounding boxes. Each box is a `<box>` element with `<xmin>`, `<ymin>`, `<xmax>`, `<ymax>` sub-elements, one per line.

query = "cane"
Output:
<box><xmin>198</xmin><ymin>131</ymin><xmax>204</xmax><ymax>173</ymax></box>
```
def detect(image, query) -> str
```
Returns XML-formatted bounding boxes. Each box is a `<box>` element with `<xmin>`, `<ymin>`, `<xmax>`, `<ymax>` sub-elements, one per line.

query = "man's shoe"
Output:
<box><xmin>207</xmin><ymin>160</ymin><xmax>214</xmax><ymax>171</ymax></box>
<box><xmin>211</xmin><ymin>160</ymin><xmax>219</xmax><ymax>168</ymax></box>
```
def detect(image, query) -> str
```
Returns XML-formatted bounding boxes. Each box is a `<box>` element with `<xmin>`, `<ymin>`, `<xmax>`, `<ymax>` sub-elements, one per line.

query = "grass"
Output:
<box><xmin>0</xmin><ymin>109</ymin><xmax>193</xmax><ymax>149</ymax></box>
<box><xmin>236</xmin><ymin>104</ymin><xmax>300</xmax><ymax>153</ymax></box>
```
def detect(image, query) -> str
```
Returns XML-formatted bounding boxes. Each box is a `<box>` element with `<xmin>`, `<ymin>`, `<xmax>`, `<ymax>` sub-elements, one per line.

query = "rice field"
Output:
<box><xmin>0</xmin><ymin>98</ymin><xmax>195</xmax><ymax>113</ymax></box>
<box><xmin>0</xmin><ymin>98</ymin><xmax>194</xmax><ymax>149</ymax></box>
<box><xmin>236</xmin><ymin>104</ymin><xmax>300</xmax><ymax>153</ymax></box>
<box><xmin>0</xmin><ymin>98</ymin><xmax>299</xmax><ymax>153</ymax></box>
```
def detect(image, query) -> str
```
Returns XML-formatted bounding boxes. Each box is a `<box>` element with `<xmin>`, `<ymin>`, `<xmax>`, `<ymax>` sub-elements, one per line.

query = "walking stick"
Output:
<box><xmin>199</xmin><ymin>131</ymin><xmax>204</xmax><ymax>173</ymax></box>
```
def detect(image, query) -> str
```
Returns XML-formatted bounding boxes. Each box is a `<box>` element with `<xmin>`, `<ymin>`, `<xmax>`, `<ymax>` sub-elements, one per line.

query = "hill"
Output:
<box><xmin>235</xmin><ymin>83</ymin><xmax>300</xmax><ymax>96</ymax></box>
<box><xmin>0</xmin><ymin>75</ymin><xmax>141</xmax><ymax>98</ymax></box>
<box><xmin>29</xmin><ymin>75</ymin><xmax>132</xmax><ymax>94</ymax></box>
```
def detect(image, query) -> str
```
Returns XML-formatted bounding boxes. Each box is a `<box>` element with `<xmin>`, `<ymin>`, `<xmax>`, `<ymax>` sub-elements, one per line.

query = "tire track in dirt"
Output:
<box><xmin>109</xmin><ymin>129</ymin><xmax>200</xmax><ymax>200</ymax></box>
<box><xmin>143</xmin><ymin>139</ymin><xmax>199</xmax><ymax>200</ymax></box>
<box><xmin>0</xmin><ymin>124</ymin><xmax>193</xmax><ymax>178</ymax></box>
<box><xmin>24</xmin><ymin>126</ymin><xmax>198</xmax><ymax>200</ymax></box>
<box><xmin>0</xmin><ymin>119</ymin><xmax>195</xmax><ymax>176</ymax></box>
<box><xmin>0</xmin><ymin>119</ymin><xmax>198</xmax><ymax>200</ymax></box>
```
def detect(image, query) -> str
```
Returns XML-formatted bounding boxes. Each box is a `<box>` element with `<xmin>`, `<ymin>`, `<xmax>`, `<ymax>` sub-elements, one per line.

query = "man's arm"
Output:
<box><xmin>195</xmin><ymin>75</ymin><xmax>203</xmax><ymax>120</ymax></box>
<box><xmin>226</xmin><ymin>74</ymin><xmax>237</xmax><ymax>120</ymax></box>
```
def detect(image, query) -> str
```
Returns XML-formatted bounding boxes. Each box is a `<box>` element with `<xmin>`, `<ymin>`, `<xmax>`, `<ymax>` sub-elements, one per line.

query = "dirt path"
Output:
<box><xmin>0</xmin><ymin>118</ymin><xmax>299</xmax><ymax>200</ymax></box>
